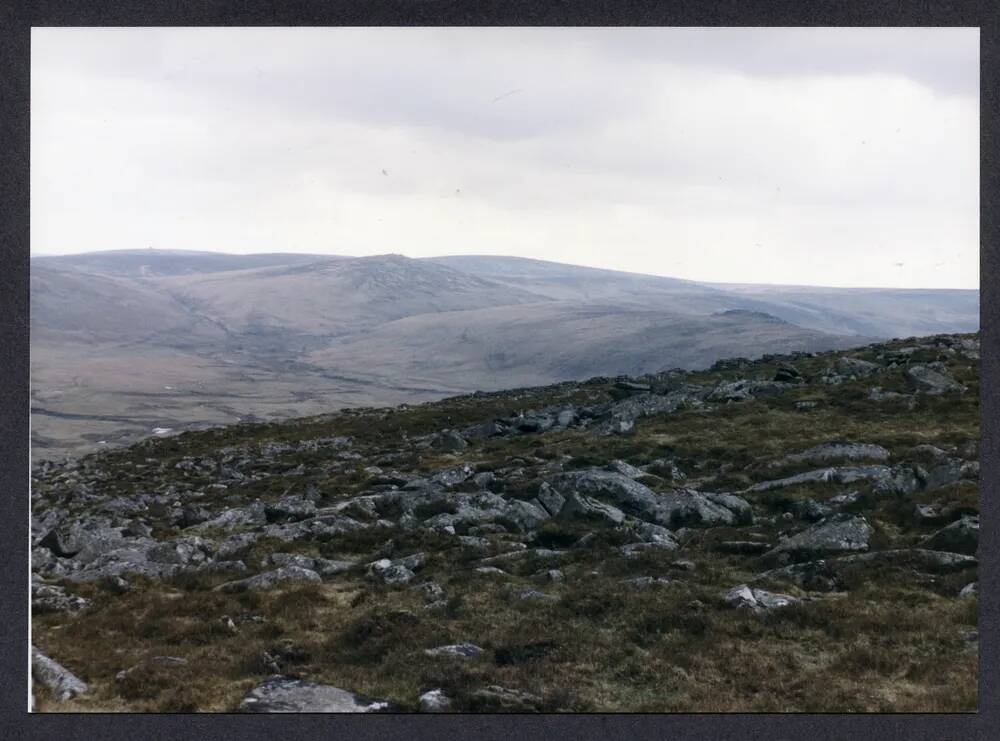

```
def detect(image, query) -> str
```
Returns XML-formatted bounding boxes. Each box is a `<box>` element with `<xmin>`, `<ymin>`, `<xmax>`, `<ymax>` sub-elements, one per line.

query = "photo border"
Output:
<box><xmin>1</xmin><ymin>1</ymin><xmax>995</xmax><ymax>738</ymax></box>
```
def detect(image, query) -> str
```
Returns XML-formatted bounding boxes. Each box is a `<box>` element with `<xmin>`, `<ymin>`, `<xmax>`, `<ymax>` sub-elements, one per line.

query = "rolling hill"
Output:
<box><xmin>30</xmin><ymin>249</ymin><xmax>979</xmax><ymax>457</ymax></box>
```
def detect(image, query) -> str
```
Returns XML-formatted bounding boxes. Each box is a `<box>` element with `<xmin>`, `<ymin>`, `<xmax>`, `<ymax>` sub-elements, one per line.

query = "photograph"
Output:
<box><xmin>28</xmin><ymin>26</ymin><xmax>980</xmax><ymax>713</ymax></box>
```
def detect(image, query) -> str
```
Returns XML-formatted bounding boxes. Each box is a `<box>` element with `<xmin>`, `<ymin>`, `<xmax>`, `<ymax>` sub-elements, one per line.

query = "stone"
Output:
<box><xmin>240</xmin><ymin>677</ymin><xmax>394</xmax><ymax>713</ymax></box>
<box><xmin>419</xmin><ymin>689</ymin><xmax>454</xmax><ymax>712</ymax></box>
<box><xmin>32</xmin><ymin>647</ymin><xmax>88</xmax><ymax>702</ymax></box>
<box><xmin>519</xmin><ymin>588</ymin><xmax>558</xmax><ymax>603</ymax></box>
<box><xmin>607</xmin><ymin>460</ymin><xmax>646</xmax><ymax>479</ymax></box>
<box><xmin>788</xmin><ymin>499</ymin><xmax>833</xmax><ymax>522</ymax></box>
<box><xmin>175</xmin><ymin>505</ymin><xmax>211</xmax><ymax>528</ymax></box>
<box><xmin>472</xmin><ymin>471</ymin><xmax>499</xmax><ymax>491</ymax></box>
<box><xmin>906</xmin><ymin>365</ymin><xmax>964</xmax><ymax>395</ymax></box>
<box><xmin>430</xmin><ymin>464</ymin><xmax>476</xmax><ymax>488</ymax></box>
<box><xmin>424</xmin><ymin>643</ymin><xmax>484</xmax><ymax>658</ymax></box>
<box><xmin>773</xmin><ymin>365</ymin><xmax>803</xmax><ymax>383</ymax></box>
<box><xmin>416</xmin><ymin>581</ymin><xmax>446</xmax><ymax>602</ymax></box>
<box><xmin>366</xmin><ymin>558</ymin><xmax>417</xmax><ymax>585</ymax></box>
<box><xmin>431</xmin><ymin>430</ymin><xmax>468</xmax><ymax>451</ymax></box>
<box><xmin>535</xmin><ymin>483</ymin><xmax>566</xmax><ymax>517</ymax></box>
<box><xmin>703</xmin><ymin>492</ymin><xmax>754</xmax><ymax>525</ymax></box>
<box><xmin>32</xmin><ymin>582</ymin><xmax>91</xmax><ymax>613</ymax></box>
<box><xmin>264</xmin><ymin>497</ymin><xmax>317</xmax><ymax>524</ymax></box>
<box><xmin>756</xmin><ymin>560</ymin><xmax>839</xmax><ymax>592</ymax></box>
<box><xmin>475</xmin><ymin>566</ymin><xmax>508</xmax><ymax>576</ymax></box>
<box><xmin>833</xmin><ymin>549</ymin><xmax>977</xmax><ymax>575</ymax></box>
<box><xmin>624</xmin><ymin>576</ymin><xmax>673</xmax><ymax>589</ymax></box>
<box><xmin>763</xmin><ymin>514</ymin><xmax>872</xmax><ymax>564</ymax></box>
<box><xmin>620</xmin><ymin>541</ymin><xmax>678</xmax><ymax>556</ymax></box>
<box><xmin>783</xmin><ymin>441</ymin><xmax>891</xmax><ymax>465</ymax></box>
<box><xmin>215</xmin><ymin>566</ymin><xmax>322</xmax><ymax>593</ymax></box>
<box><xmin>604</xmin><ymin>418</ymin><xmax>635</xmax><ymax>436</ymax></box>
<box><xmin>557</xmin><ymin>492</ymin><xmax>627</xmax><ymax>525</ymax></box>
<box><xmin>922</xmin><ymin>458</ymin><xmax>966</xmax><ymax>490</ymax></box>
<box><xmin>959</xmin><ymin>582</ymin><xmax>977</xmax><ymax>599</ymax></box>
<box><xmin>556</xmin><ymin>409</ymin><xmax>578</xmax><ymax>427</ymax></box>
<box><xmin>146</xmin><ymin>537</ymin><xmax>213</xmax><ymax>566</ymax></box>
<box><xmin>627</xmin><ymin>521</ymin><xmax>679</xmax><ymax>547</ymax></box>
<box><xmin>650</xmin><ymin>489</ymin><xmax>745</xmax><ymax>529</ymax></box>
<box><xmin>920</xmin><ymin>516</ymin><xmax>978</xmax><ymax>555</ymax></box>
<box><xmin>724</xmin><ymin>584</ymin><xmax>799</xmax><ymax>613</ymax></box>
<box><xmin>548</xmin><ymin>470</ymin><xmax>659</xmax><ymax>518</ymax></box>
<box><xmin>115</xmin><ymin>655</ymin><xmax>188</xmax><ymax>682</ymax></box>
<box><xmin>643</xmin><ymin>458</ymin><xmax>687</xmax><ymax>482</ymax></box>
<box><xmin>835</xmin><ymin>357</ymin><xmax>879</xmax><ymax>377</ymax></box>
<box><xmin>502</xmin><ymin>499</ymin><xmax>551</xmax><ymax>532</ymax></box>
<box><xmin>744</xmin><ymin>465</ymin><xmax>894</xmax><ymax>494</ymax></box>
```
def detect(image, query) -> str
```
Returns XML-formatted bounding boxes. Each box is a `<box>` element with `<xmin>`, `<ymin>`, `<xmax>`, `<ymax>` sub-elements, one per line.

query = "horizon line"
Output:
<box><xmin>30</xmin><ymin>247</ymin><xmax>980</xmax><ymax>293</ymax></box>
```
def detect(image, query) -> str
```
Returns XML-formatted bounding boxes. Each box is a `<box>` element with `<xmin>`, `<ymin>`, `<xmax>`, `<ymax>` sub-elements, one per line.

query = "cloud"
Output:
<box><xmin>31</xmin><ymin>27</ymin><xmax>979</xmax><ymax>288</ymax></box>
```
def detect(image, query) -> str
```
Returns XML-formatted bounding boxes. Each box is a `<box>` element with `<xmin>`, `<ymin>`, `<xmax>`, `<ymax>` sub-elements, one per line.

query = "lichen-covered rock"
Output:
<box><xmin>557</xmin><ymin>492</ymin><xmax>626</xmax><ymax>525</ymax></box>
<box><xmin>32</xmin><ymin>582</ymin><xmax>91</xmax><ymax>613</ymax></box>
<box><xmin>32</xmin><ymin>647</ymin><xmax>88</xmax><ymax>702</ymax></box>
<box><xmin>650</xmin><ymin>489</ymin><xmax>746</xmax><ymax>529</ymax></box>
<box><xmin>920</xmin><ymin>516</ymin><xmax>978</xmax><ymax>556</ymax></box>
<box><xmin>215</xmin><ymin>566</ymin><xmax>321</xmax><ymax>593</ymax></box>
<box><xmin>763</xmin><ymin>514</ymin><xmax>872</xmax><ymax>565</ymax></box>
<box><xmin>419</xmin><ymin>688</ymin><xmax>454</xmax><ymax>712</ymax></box>
<box><xmin>782</xmin><ymin>441</ymin><xmax>890</xmax><ymax>465</ymax></box>
<box><xmin>724</xmin><ymin>584</ymin><xmax>800</xmax><ymax>612</ymax></box>
<box><xmin>424</xmin><ymin>643</ymin><xmax>484</xmax><ymax>658</ymax></box>
<box><xmin>906</xmin><ymin>364</ymin><xmax>964</xmax><ymax>394</ymax></box>
<box><xmin>239</xmin><ymin>677</ymin><xmax>394</xmax><ymax>712</ymax></box>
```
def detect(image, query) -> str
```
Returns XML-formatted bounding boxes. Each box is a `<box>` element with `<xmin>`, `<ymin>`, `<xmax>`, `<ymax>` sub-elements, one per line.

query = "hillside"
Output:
<box><xmin>30</xmin><ymin>250</ymin><xmax>979</xmax><ymax>458</ymax></box>
<box><xmin>30</xmin><ymin>332</ymin><xmax>979</xmax><ymax>712</ymax></box>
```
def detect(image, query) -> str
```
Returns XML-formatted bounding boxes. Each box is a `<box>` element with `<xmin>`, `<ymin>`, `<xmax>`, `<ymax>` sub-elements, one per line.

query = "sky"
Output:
<box><xmin>31</xmin><ymin>27</ymin><xmax>979</xmax><ymax>288</ymax></box>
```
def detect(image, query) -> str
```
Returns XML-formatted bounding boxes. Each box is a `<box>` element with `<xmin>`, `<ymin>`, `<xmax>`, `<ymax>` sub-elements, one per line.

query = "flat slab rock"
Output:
<box><xmin>32</xmin><ymin>647</ymin><xmax>88</xmax><ymax>702</ymax></box>
<box><xmin>240</xmin><ymin>677</ymin><xmax>395</xmax><ymax>713</ymax></box>
<box><xmin>215</xmin><ymin>566</ymin><xmax>321</xmax><ymax>593</ymax></box>
<box><xmin>763</xmin><ymin>514</ymin><xmax>872</xmax><ymax>565</ymax></box>
<box><xmin>424</xmin><ymin>643</ymin><xmax>484</xmax><ymax>658</ymax></box>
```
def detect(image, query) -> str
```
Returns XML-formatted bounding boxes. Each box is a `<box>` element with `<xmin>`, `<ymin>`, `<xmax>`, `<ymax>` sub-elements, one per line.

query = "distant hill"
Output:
<box><xmin>30</xmin><ymin>249</ymin><xmax>978</xmax><ymax>457</ymax></box>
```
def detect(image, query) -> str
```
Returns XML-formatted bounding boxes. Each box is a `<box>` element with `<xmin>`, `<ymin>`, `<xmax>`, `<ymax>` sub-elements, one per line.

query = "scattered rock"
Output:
<box><xmin>762</xmin><ymin>514</ymin><xmax>872</xmax><ymax>565</ymax></box>
<box><xmin>431</xmin><ymin>430</ymin><xmax>468</xmax><ymax>451</ymax></box>
<box><xmin>557</xmin><ymin>492</ymin><xmax>627</xmax><ymax>525</ymax></box>
<box><xmin>906</xmin><ymin>364</ymin><xmax>964</xmax><ymax>395</ymax></box>
<box><xmin>239</xmin><ymin>677</ymin><xmax>394</xmax><ymax>713</ymax></box>
<box><xmin>215</xmin><ymin>566</ymin><xmax>322</xmax><ymax>593</ymax></box>
<box><xmin>424</xmin><ymin>643</ymin><xmax>484</xmax><ymax>658</ymax></box>
<box><xmin>782</xmin><ymin>441</ymin><xmax>890</xmax><ymax>466</ymax></box>
<box><xmin>920</xmin><ymin>516</ymin><xmax>978</xmax><ymax>556</ymax></box>
<box><xmin>32</xmin><ymin>647</ymin><xmax>88</xmax><ymax>702</ymax></box>
<box><xmin>32</xmin><ymin>582</ymin><xmax>91</xmax><ymax>613</ymax></box>
<box><xmin>723</xmin><ymin>584</ymin><xmax>800</xmax><ymax>613</ymax></box>
<box><xmin>418</xmin><ymin>688</ymin><xmax>454</xmax><ymax>712</ymax></box>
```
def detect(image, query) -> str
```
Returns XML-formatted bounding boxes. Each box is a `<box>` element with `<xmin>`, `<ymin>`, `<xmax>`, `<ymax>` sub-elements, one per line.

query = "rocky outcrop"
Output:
<box><xmin>762</xmin><ymin>514</ymin><xmax>872</xmax><ymax>565</ymax></box>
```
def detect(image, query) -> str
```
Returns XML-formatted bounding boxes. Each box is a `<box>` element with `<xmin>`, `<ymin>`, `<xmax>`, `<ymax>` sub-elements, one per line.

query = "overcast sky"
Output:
<box><xmin>31</xmin><ymin>27</ymin><xmax>979</xmax><ymax>288</ymax></box>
